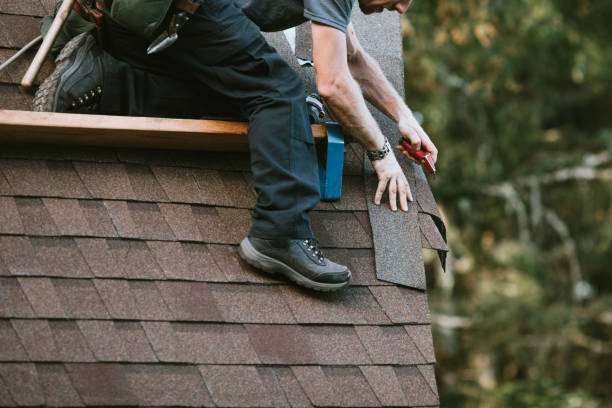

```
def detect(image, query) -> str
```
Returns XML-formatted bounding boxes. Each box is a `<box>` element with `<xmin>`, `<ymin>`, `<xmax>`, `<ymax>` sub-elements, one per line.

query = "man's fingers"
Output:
<box><xmin>374</xmin><ymin>178</ymin><xmax>387</xmax><ymax>205</ymax></box>
<box><xmin>388</xmin><ymin>177</ymin><xmax>397</xmax><ymax>211</ymax></box>
<box><xmin>398</xmin><ymin>179</ymin><xmax>409</xmax><ymax>211</ymax></box>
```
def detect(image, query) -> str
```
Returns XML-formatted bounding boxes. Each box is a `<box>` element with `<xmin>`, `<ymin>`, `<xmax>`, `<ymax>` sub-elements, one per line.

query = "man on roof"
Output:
<box><xmin>35</xmin><ymin>0</ymin><xmax>437</xmax><ymax>291</ymax></box>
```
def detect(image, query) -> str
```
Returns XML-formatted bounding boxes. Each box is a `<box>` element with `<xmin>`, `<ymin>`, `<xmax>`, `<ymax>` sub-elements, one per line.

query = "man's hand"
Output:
<box><xmin>397</xmin><ymin>114</ymin><xmax>438</xmax><ymax>164</ymax></box>
<box><xmin>371</xmin><ymin>153</ymin><xmax>412</xmax><ymax>212</ymax></box>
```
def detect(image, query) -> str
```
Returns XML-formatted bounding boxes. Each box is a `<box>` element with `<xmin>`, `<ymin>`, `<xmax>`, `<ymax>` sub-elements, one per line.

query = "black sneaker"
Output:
<box><xmin>239</xmin><ymin>237</ymin><xmax>351</xmax><ymax>291</ymax></box>
<box><xmin>32</xmin><ymin>32</ymin><xmax>103</xmax><ymax>113</ymax></box>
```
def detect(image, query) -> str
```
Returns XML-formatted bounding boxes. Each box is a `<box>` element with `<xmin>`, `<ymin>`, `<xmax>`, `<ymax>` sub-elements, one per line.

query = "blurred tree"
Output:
<box><xmin>402</xmin><ymin>0</ymin><xmax>612</xmax><ymax>406</ymax></box>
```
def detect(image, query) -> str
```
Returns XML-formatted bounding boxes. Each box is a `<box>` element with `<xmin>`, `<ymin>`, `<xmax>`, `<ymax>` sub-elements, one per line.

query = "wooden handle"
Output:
<box><xmin>21</xmin><ymin>0</ymin><xmax>76</xmax><ymax>91</ymax></box>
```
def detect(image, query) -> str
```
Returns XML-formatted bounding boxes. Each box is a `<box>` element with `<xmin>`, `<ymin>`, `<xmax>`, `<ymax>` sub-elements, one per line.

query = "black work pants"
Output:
<box><xmin>98</xmin><ymin>0</ymin><xmax>320</xmax><ymax>239</ymax></box>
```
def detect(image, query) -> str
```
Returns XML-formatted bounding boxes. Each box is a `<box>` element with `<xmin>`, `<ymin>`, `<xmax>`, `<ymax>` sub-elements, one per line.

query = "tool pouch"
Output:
<box><xmin>72</xmin><ymin>0</ymin><xmax>105</xmax><ymax>29</ymax></box>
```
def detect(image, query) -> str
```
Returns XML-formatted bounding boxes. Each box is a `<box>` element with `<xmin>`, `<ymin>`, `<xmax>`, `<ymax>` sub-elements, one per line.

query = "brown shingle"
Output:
<box><xmin>72</xmin><ymin>162</ymin><xmax>135</xmax><ymax>200</ymax></box>
<box><xmin>75</xmin><ymin>238</ymin><xmax>123</xmax><ymax>278</ymax></box>
<box><xmin>30</xmin><ymin>237</ymin><xmax>92</xmax><ymax>278</ymax></box>
<box><xmin>103</xmin><ymin>201</ymin><xmax>139</xmax><ymax>238</ymax></box>
<box><xmin>208</xmin><ymin>244</ymin><xmax>271</xmax><ymax>283</ymax></box>
<box><xmin>115</xmin><ymin>240</ymin><xmax>165</xmax><ymax>280</ymax></box>
<box><xmin>0</xmin><ymin>84</ymin><xmax>30</xmax><ymax>110</ymax></box>
<box><xmin>0</xmin><ymin>236</ymin><xmax>42</xmax><ymax>276</ymax></box>
<box><xmin>0</xmin><ymin>258</ymin><xmax>8</xmax><ymax>277</ymax></box>
<box><xmin>148</xmin><ymin>241</ymin><xmax>191</xmax><ymax>280</ymax></box>
<box><xmin>418</xmin><ymin>364</ymin><xmax>438</xmax><ymax>397</ymax></box>
<box><xmin>77</xmin><ymin>320</ymin><xmax>126</xmax><ymax>362</ymax></box>
<box><xmin>395</xmin><ymin>366</ymin><xmax>439</xmax><ymax>406</ymax></box>
<box><xmin>246</xmin><ymin>324</ymin><xmax>315</xmax><ymax>364</ymax></box>
<box><xmin>0</xmin><ymin>0</ymin><xmax>46</xmax><ymax>16</ymax></box>
<box><xmin>406</xmin><ymin>325</ymin><xmax>436</xmax><ymax>363</ymax></box>
<box><xmin>42</xmin><ymin>199</ymin><xmax>92</xmax><ymax>236</ymax></box>
<box><xmin>152</xmin><ymin>166</ymin><xmax>203</xmax><ymax>203</ymax></box>
<box><xmin>343</xmin><ymin>143</ymin><xmax>365</xmax><ymax>175</ymax></box>
<box><xmin>0</xmin><ymin>170</ymin><xmax>12</xmax><ymax>195</ymax></box>
<box><xmin>355</xmin><ymin>325</ymin><xmax>426</xmax><ymax>365</ymax></box>
<box><xmin>0</xmin><ymin>197</ymin><xmax>24</xmax><ymax>234</ymax></box>
<box><xmin>14</xmin><ymin>197</ymin><xmax>59</xmax><ymax>235</ymax></box>
<box><xmin>53</xmin><ymin>279</ymin><xmax>109</xmax><ymax>319</ymax></box>
<box><xmin>332</xmin><ymin>175</ymin><xmax>367</xmax><ymax>211</ymax></box>
<box><xmin>126</xmin><ymin>202</ymin><xmax>176</xmax><ymax>240</ymax></box>
<box><xmin>157</xmin><ymin>281</ymin><xmax>221</xmax><ymax>321</ymax></box>
<box><xmin>292</xmin><ymin>366</ymin><xmax>337</xmax><ymax>407</ymax></box>
<box><xmin>199</xmin><ymin>365</ymin><xmax>271</xmax><ymax>408</ymax></box>
<box><xmin>66</xmin><ymin>363</ymin><xmax>138</xmax><ymax>406</ymax></box>
<box><xmin>370</xmin><ymin>286</ymin><xmax>430</xmax><ymax>324</ymax></box>
<box><xmin>124</xmin><ymin>365</ymin><xmax>214</xmax><ymax>406</ymax></box>
<box><xmin>141</xmin><ymin>322</ymin><xmax>182</xmax><ymax>362</ymax></box>
<box><xmin>173</xmin><ymin>323</ymin><xmax>259</xmax><ymax>364</ymax></box>
<box><xmin>0</xmin><ymin>374</ymin><xmax>16</xmax><ymax>406</ymax></box>
<box><xmin>0</xmin><ymin>320</ymin><xmax>28</xmax><ymax>361</ymax></box>
<box><xmin>182</xmin><ymin>243</ymin><xmax>227</xmax><ymax>281</ymax></box>
<box><xmin>0</xmin><ymin>363</ymin><xmax>45</xmax><ymax>406</ymax></box>
<box><xmin>0</xmin><ymin>277</ymin><xmax>34</xmax><ymax>317</ymax></box>
<box><xmin>193</xmin><ymin>168</ymin><xmax>235</xmax><ymax>206</ymax></box>
<box><xmin>304</xmin><ymin>326</ymin><xmax>371</xmax><ymax>365</ymax></box>
<box><xmin>192</xmin><ymin>206</ymin><xmax>232</xmax><ymax>243</ymax></box>
<box><xmin>360</xmin><ymin>366</ymin><xmax>408</xmax><ymax>407</ymax></box>
<box><xmin>78</xmin><ymin>200</ymin><xmax>117</xmax><ymax>237</ymax></box>
<box><xmin>114</xmin><ymin>322</ymin><xmax>157</xmax><ymax>362</ymax></box>
<box><xmin>11</xmin><ymin>320</ymin><xmax>58</xmax><ymax>361</ymax></box>
<box><xmin>310</xmin><ymin>211</ymin><xmax>372</xmax><ymax>248</ymax></box>
<box><xmin>159</xmin><ymin>203</ymin><xmax>202</xmax><ymax>241</ymax></box>
<box><xmin>93</xmin><ymin>279</ymin><xmax>139</xmax><ymax>319</ymax></box>
<box><xmin>49</xmin><ymin>321</ymin><xmax>95</xmax><ymax>362</ymax></box>
<box><xmin>211</xmin><ymin>284</ymin><xmax>295</xmax><ymax>323</ymax></box>
<box><xmin>18</xmin><ymin>277</ymin><xmax>66</xmax><ymax>318</ymax></box>
<box><xmin>45</xmin><ymin>160</ymin><xmax>91</xmax><ymax>199</ymax></box>
<box><xmin>323</xmin><ymin>366</ymin><xmax>380</xmax><ymax>407</ymax></box>
<box><xmin>0</xmin><ymin>159</ymin><xmax>54</xmax><ymax>196</ymax></box>
<box><xmin>125</xmin><ymin>163</ymin><xmax>169</xmax><ymax>202</ymax></box>
<box><xmin>129</xmin><ymin>281</ymin><xmax>173</xmax><ymax>320</ymax></box>
<box><xmin>216</xmin><ymin>208</ymin><xmax>252</xmax><ymax>243</ymax></box>
<box><xmin>257</xmin><ymin>367</ymin><xmax>312</xmax><ymax>408</ymax></box>
<box><xmin>36</xmin><ymin>364</ymin><xmax>84</xmax><ymax>407</ymax></box>
<box><xmin>400</xmin><ymin>287</ymin><xmax>431</xmax><ymax>323</ymax></box>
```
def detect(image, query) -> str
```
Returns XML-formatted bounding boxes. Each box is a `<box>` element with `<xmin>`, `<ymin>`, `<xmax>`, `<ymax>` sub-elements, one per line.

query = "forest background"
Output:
<box><xmin>401</xmin><ymin>0</ymin><xmax>612</xmax><ymax>406</ymax></box>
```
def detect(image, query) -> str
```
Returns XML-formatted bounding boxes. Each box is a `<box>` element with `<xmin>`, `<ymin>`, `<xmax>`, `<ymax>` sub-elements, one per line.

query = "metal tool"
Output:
<box><xmin>306</xmin><ymin>94</ymin><xmax>327</xmax><ymax>124</ymax></box>
<box><xmin>400</xmin><ymin>140</ymin><xmax>436</xmax><ymax>176</ymax></box>
<box><xmin>0</xmin><ymin>36</ymin><xmax>43</xmax><ymax>75</ymax></box>
<box><xmin>147</xmin><ymin>11</ymin><xmax>191</xmax><ymax>54</ymax></box>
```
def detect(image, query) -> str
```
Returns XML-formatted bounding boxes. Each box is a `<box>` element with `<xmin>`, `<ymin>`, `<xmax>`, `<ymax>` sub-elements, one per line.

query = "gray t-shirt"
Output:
<box><xmin>237</xmin><ymin>0</ymin><xmax>354</xmax><ymax>32</ymax></box>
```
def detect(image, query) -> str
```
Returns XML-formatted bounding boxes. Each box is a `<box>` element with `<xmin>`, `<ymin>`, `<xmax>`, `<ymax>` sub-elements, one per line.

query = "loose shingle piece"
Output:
<box><xmin>0</xmin><ymin>4</ymin><xmax>445</xmax><ymax>407</ymax></box>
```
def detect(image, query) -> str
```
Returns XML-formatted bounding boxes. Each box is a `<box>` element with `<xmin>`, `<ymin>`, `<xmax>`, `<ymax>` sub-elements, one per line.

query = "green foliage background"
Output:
<box><xmin>401</xmin><ymin>0</ymin><xmax>612</xmax><ymax>406</ymax></box>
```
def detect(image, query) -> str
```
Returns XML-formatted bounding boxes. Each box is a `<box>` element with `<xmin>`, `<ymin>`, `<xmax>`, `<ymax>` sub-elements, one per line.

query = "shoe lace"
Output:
<box><xmin>70</xmin><ymin>85</ymin><xmax>102</xmax><ymax>110</ymax></box>
<box><xmin>302</xmin><ymin>238</ymin><xmax>325</xmax><ymax>263</ymax></box>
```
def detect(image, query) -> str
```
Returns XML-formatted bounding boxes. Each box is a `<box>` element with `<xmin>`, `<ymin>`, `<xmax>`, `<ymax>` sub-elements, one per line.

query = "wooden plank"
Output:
<box><xmin>0</xmin><ymin>110</ymin><xmax>328</xmax><ymax>151</ymax></box>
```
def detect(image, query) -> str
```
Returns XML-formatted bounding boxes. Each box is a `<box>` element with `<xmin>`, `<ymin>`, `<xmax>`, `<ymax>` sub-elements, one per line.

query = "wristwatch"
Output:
<box><xmin>366</xmin><ymin>137</ymin><xmax>391</xmax><ymax>161</ymax></box>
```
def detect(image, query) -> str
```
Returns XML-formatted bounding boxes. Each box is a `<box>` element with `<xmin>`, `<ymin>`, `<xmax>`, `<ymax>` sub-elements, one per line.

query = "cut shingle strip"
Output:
<box><xmin>0</xmin><ymin>363</ymin><xmax>45</xmax><ymax>406</ymax></box>
<box><xmin>126</xmin><ymin>201</ymin><xmax>176</xmax><ymax>240</ymax></box>
<box><xmin>303</xmin><ymin>326</ymin><xmax>371</xmax><ymax>365</ymax></box>
<box><xmin>360</xmin><ymin>366</ymin><xmax>409</xmax><ymax>407</ymax></box>
<box><xmin>211</xmin><ymin>284</ymin><xmax>295</xmax><ymax>324</ymax></box>
<box><xmin>292</xmin><ymin>366</ymin><xmax>338</xmax><ymax>407</ymax></box>
<box><xmin>0</xmin><ymin>320</ymin><xmax>28</xmax><ymax>361</ymax></box>
<box><xmin>370</xmin><ymin>286</ymin><xmax>430</xmax><ymax>324</ymax></box>
<box><xmin>0</xmin><ymin>159</ymin><xmax>54</xmax><ymax>196</ymax></box>
<box><xmin>246</xmin><ymin>324</ymin><xmax>315</xmax><ymax>365</ymax></box>
<box><xmin>72</xmin><ymin>162</ymin><xmax>135</xmax><ymax>200</ymax></box>
<box><xmin>45</xmin><ymin>160</ymin><xmax>91</xmax><ymax>198</ymax></box>
<box><xmin>14</xmin><ymin>197</ymin><xmax>59</xmax><ymax>236</ymax></box>
<box><xmin>78</xmin><ymin>200</ymin><xmax>117</xmax><ymax>237</ymax></box>
<box><xmin>406</xmin><ymin>324</ymin><xmax>436</xmax><ymax>363</ymax></box>
<box><xmin>125</xmin><ymin>364</ymin><xmax>214</xmax><ymax>406</ymax></box>
<box><xmin>173</xmin><ymin>323</ymin><xmax>260</xmax><ymax>364</ymax></box>
<box><xmin>0</xmin><ymin>236</ymin><xmax>42</xmax><ymax>276</ymax></box>
<box><xmin>30</xmin><ymin>237</ymin><xmax>92</xmax><ymax>278</ymax></box>
<box><xmin>18</xmin><ymin>278</ymin><xmax>66</xmax><ymax>318</ymax></box>
<box><xmin>52</xmin><ymin>279</ymin><xmax>109</xmax><ymax>319</ymax></box>
<box><xmin>0</xmin><ymin>277</ymin><xmax>34</xmax><ymax>318</ymax></box>
<box><xmin>125</xmin><ymin>163</ymin><xmax>169</xmax><ymax>202</ymax></box>
<box><xmin>35</xmin><ymin>364</ymin><xmax>84</xmax><ymax>407</ymax></box>
<box><xmin>152</xmin><ymin>166</ymin><xmax>203</xmax><ymax>203</ymax></box>
<box><xmin>395</xmin><ymin>366</ymin><xmax>439</xmax><ymax>407</ymax></box>
<box><xmin>419</xmin><ymin>212</ymin><xmax>448</xmax><ymax>251</ymax></box>
<box><xmin>66</xmin><ymin>363</ymin><xmax>138</xmax><ymax>406</ymax></box>
<box><xmin>199</xmin><ymin>365</ymin><xmax>271</xmax><ymax>408</ymax></box>
<box><xmin>157</xmin><ymin>281</ymin><xmax>222</xmax><ymax>322</ymax></box>
<box><xmin>159</xmin><ymin>203</ymin><xmax>203</xmax><ymax>241</ymax></box>
<box><xmin>42</xmin><ymin>198</ymin><xmax>92</xmax><ymax>236</ymax></box>
<box><xmin>129</xmin><ymin>280</ymin><xmax>173</xmax><ymax>320</ymax></box>
<box><xmin>11</xmin><ymin>320</ymin><xmax>58</xmax><ymax>361</ymax></box>
<box><xmin>355</xmin><ymin>325</ymin><xmax>426</xmax><ymax>365</ymax></box>
<box><xmin>0</xmin><ymin>197</ymin><xmax>24</xmax><ymax>234</ymax></box>
<box><xmin>48</xmin><ymin>321</ymin><xmax>95</xmax><ymax>363</ymax></box>
<box><xmin>322</xmin><ymin>366</ymin><xmax>381</xmax><ymax>407</ymax></box>
<box><xmin>257</xmin><ymin>367</ymin><xmax>312</xmax><ymax>408</ymax></box>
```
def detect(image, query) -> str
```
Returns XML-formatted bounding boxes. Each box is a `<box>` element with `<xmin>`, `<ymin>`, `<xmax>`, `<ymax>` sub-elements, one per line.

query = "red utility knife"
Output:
<box><xmin>400</xmin><ymin>140</ymin><xmax>436</xmax><ymax>176</ymax></box>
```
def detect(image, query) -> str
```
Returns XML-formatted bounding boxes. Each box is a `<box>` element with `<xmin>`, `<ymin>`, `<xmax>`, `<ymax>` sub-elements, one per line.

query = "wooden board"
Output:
<box><xmin>0</xmin><ymin>110</ymin><xmax>327</xmax><ymax>151</ymax></box>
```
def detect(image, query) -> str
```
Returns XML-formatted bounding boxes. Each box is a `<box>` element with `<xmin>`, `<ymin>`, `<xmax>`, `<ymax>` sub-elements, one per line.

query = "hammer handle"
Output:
<box><xmin>21</xmin><ymin>0</ymin><xmax>76</xmax><ymax>90</ymax></box>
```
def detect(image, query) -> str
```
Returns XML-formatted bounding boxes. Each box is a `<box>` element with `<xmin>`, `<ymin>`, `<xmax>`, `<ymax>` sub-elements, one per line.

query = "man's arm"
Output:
<box><xmin>345</xmin><ymin>23</ymin><xmax>438</xmax><ymax>163</ymax></box>
<box><xmin>311</xmin><ymin>22</ymin><xmax>411</xmax><ymax>211</ymax></box>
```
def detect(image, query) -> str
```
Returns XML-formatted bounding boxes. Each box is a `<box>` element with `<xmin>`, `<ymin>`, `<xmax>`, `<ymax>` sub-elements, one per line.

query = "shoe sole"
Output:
<box><xmin>238</xmin><ymin>238</ymin><xmax>351</xmax><ymax>292</ymax></box>
<box><xmin>32</xmin><ymin>32</ymin><xmax>94</xmax><ymax>112</ymax></box>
